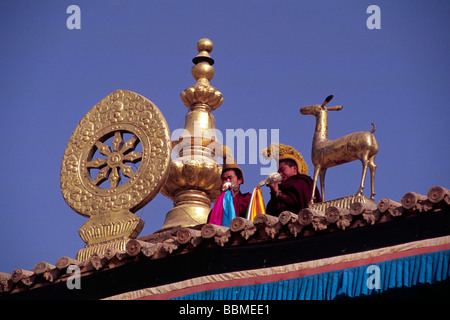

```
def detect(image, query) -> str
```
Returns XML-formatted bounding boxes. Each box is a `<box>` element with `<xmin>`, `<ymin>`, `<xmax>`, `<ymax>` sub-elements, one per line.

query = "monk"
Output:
<box><xmin>221</xmin><ymin>167</ymin><xmax>252</xmax><ymax>218</ymax></box>
<box><xmin>266</xmin><ymin>158</ymin><xmax>321</xmax><ymax>216</ymax></box>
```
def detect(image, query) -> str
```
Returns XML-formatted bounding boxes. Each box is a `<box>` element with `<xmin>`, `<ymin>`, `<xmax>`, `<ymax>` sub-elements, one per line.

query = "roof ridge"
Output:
<box><xmin>1</xmin><ymin>186</ymin><xmax>449</xmax><ymax>296</ymax></box>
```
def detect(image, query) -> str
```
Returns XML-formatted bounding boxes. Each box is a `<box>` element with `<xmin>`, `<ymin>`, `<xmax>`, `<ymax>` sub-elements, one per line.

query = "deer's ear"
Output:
<box><xmin>321</xmin><ymin>95</ymin><xmax>334</xmax><ymax>108</ymax></box>
<box><xmin>327</xmin><ymin>105</ymin><xmax>343</xmax><ymax>111</ymax></box>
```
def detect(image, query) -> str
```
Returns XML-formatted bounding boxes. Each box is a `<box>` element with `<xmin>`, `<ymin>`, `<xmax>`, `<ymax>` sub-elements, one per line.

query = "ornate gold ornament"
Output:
<box><xmin>61</xmin><ymin>90</ymin><xmax>171</xmax><ymax>260</ymax></box>
<box><xmin>300</xmin><ymin>95</ymin><xmax>378</xmax><ymax>206</ymax></box>
<box><xmin>160</xmin><ymin>38</ymin><xmax>226</xmax><ymax>230</ymax></box>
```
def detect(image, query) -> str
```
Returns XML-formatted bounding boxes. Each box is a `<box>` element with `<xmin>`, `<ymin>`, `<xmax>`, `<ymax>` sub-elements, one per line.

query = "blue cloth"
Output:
<box><xmin>208</xmin><ymin>190</ymin><xmax>236</xmax><ymax>227</ymax></box>
<box><xmin>172</xmin><ymin>250</ymin><xmax>450</xmax><ymax>300</ymax></box>
<box><xmin>221</xmin><ymin>190</ymin><xmax>236</xmax><ymax>227</ymax></box>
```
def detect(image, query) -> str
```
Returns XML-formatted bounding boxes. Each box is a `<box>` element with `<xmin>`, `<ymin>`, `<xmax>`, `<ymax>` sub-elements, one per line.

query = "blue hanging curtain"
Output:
<box><xmin>172</xmin><ymin>249</ymin><xmax>450</xmax><ymax>300</ymax></box>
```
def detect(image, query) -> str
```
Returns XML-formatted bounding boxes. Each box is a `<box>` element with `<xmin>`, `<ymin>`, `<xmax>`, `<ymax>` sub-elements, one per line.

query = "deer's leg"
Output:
<box><xmin>357</xmin><ymin>152</ymin><xmax>369</xmax><ymax>197</ymax></box>
<box><xmin>319</xmin><ymin>167</ymin><xmax>326</xmax><ymax>202</ymax></box>
<box><xmin>310</xmin><ymin>164</ymin><xmax>321</xmax><ymax>206</ymax></box>
<box><xmin>368</xmin><ymin>155</ymin><xmax>377</xmax><ymax>200</ymax></box>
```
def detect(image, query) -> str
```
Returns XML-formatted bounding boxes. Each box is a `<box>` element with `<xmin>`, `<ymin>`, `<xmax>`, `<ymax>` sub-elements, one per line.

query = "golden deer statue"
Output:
<box><xmin>300</xmin><ymin>95</ymin><xmax>378</xmax><ymax>206</ymax></box>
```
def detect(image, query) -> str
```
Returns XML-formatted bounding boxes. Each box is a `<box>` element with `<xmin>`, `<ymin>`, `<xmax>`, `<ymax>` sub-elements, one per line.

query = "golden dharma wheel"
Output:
<box><xmin>60</xmin><ymin>90</ymin><xmax>171</xmax><ymax>218</ymax></box>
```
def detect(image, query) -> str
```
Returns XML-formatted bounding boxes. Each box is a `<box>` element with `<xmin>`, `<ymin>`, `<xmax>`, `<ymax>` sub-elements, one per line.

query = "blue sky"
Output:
<box><xmin>0</xmin><ymin>0</ymin><xmax>449</xmax><ymax>273</ymax></box>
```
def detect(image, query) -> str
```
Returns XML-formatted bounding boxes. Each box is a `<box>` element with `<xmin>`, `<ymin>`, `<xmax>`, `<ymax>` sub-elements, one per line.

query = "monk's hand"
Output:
<box><xmin>267</xmin><ymin>181</ymin><xmax>279</xmax><ymax>193</ymax></box>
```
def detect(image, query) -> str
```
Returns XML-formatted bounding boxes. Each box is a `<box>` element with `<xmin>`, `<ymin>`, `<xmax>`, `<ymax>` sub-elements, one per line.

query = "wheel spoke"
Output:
<box><xmin>123</xmin><ymin>151</ymin><xmax>142</xmax><ymax>163</ymax></box>
<box><xmin>92</xmin><ymin>166</ymin><xmax>111</xmax><ymax>186</ymax></box>
<box><xmin>86</xmin><ymin>158</ymin><xmax>107</xmax><ymax>169</ymax></box>
<box><xmin>95</xmin><ymin>141</ymin><xmax>112</xmax><ymax>157</ymax></box>
<box><xmin>112</xmin><ymin>131</ymin><xmax>124</xmax><ymax>152</ymax></box>
<box><xmin>109</xmin><ymin>167</ymin><xmax>121</xmax><ymax>188</ymax></box>
<box><xmin>119</xmin><ymin>163</ymin><xmax>135</xmax><ymax>179</ymax></box>
<box><xmin>121</xmin><ymin>135</ymin><xmax>139</xmax><ymax>154</ymax></box>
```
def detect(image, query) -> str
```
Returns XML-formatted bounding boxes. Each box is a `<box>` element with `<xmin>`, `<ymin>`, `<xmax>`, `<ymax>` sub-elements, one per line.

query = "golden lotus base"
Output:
<box><xmin>310</xmin><ymin>194</ymin><xmax>374</xmax><ymax>211</ymax></box>
<box><xmin>76</xmin><ymin>237</ymin><xmax>131</xmax><ymax>261</ymax></box>
<box><xmin>159</xmin><ymin>205</ymin><xmax>210</xmax><ymax>231</ymax></box>
<box><xmin>76</xmin><ymin>210</ymin><xmax>145</xmax><ymax>261</ymax></box>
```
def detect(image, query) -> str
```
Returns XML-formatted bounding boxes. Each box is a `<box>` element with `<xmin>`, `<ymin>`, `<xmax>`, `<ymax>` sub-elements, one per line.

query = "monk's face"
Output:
<box><xmin>221</xmin><ymin>169</ymin><xmax>242</xmax><ymax>192</ymax></box>
<box><xmin>278</xmin><ymin>162</ymin><xmax>298</xmax><ymax>180</ymax></box>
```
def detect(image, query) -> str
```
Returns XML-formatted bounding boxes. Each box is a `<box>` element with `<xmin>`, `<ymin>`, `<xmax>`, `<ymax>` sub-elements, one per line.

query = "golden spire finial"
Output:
<box><xmin>191</xmin><ymin>38</ymin><xmax>214</xmax><ymax>85</ymax></box>
<box><xmin>193</xmin><ymin>38</ymin><xmax>214</xmax><ymax>65</ymax></box>
<box><xmin>160</xmin><ymin>38</ymin><xmax>225</xmax><ymax>231</ymax></box>
<box><xmin>181</xmin><ymin>38</ymin><xmax>223</xmax><ymax>111</ymax></box>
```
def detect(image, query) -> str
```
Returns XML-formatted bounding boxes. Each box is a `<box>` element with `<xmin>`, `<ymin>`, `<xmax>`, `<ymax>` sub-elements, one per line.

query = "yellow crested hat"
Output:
<box><xmin>221</xmin><ymin>145</ymin><xmax>244</xmax><ymax>183</ymax></box>
<box><xmin>261</xmin><ymin>143</ymin><xmax>308</xmax><ymax>175</ymax></box>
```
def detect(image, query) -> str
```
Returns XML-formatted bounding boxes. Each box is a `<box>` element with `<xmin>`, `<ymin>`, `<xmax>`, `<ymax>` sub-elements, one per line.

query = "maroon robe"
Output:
<box><xmin>266</xmin><ymin>174</ymin><xmax>321</xmax><ymax>216</ymax></box>
<box><xmin>234</xmin><ymin>191</ymin><xmax>252</xmax><ymax>218</ymax></box>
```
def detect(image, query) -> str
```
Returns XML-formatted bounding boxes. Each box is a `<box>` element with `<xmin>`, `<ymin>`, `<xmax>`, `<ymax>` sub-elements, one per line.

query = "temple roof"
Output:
<box><xmin>1</xmin><ymin>185</ymin><xmax>448</xmax><ymax>298</ymax></box>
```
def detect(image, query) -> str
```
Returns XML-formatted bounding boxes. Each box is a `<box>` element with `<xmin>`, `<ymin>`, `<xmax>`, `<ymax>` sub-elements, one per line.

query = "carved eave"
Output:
<box><xmin>1</xmin><ymin>186</ymin><xmax>449</xmax><ymax>298</ymax></box>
